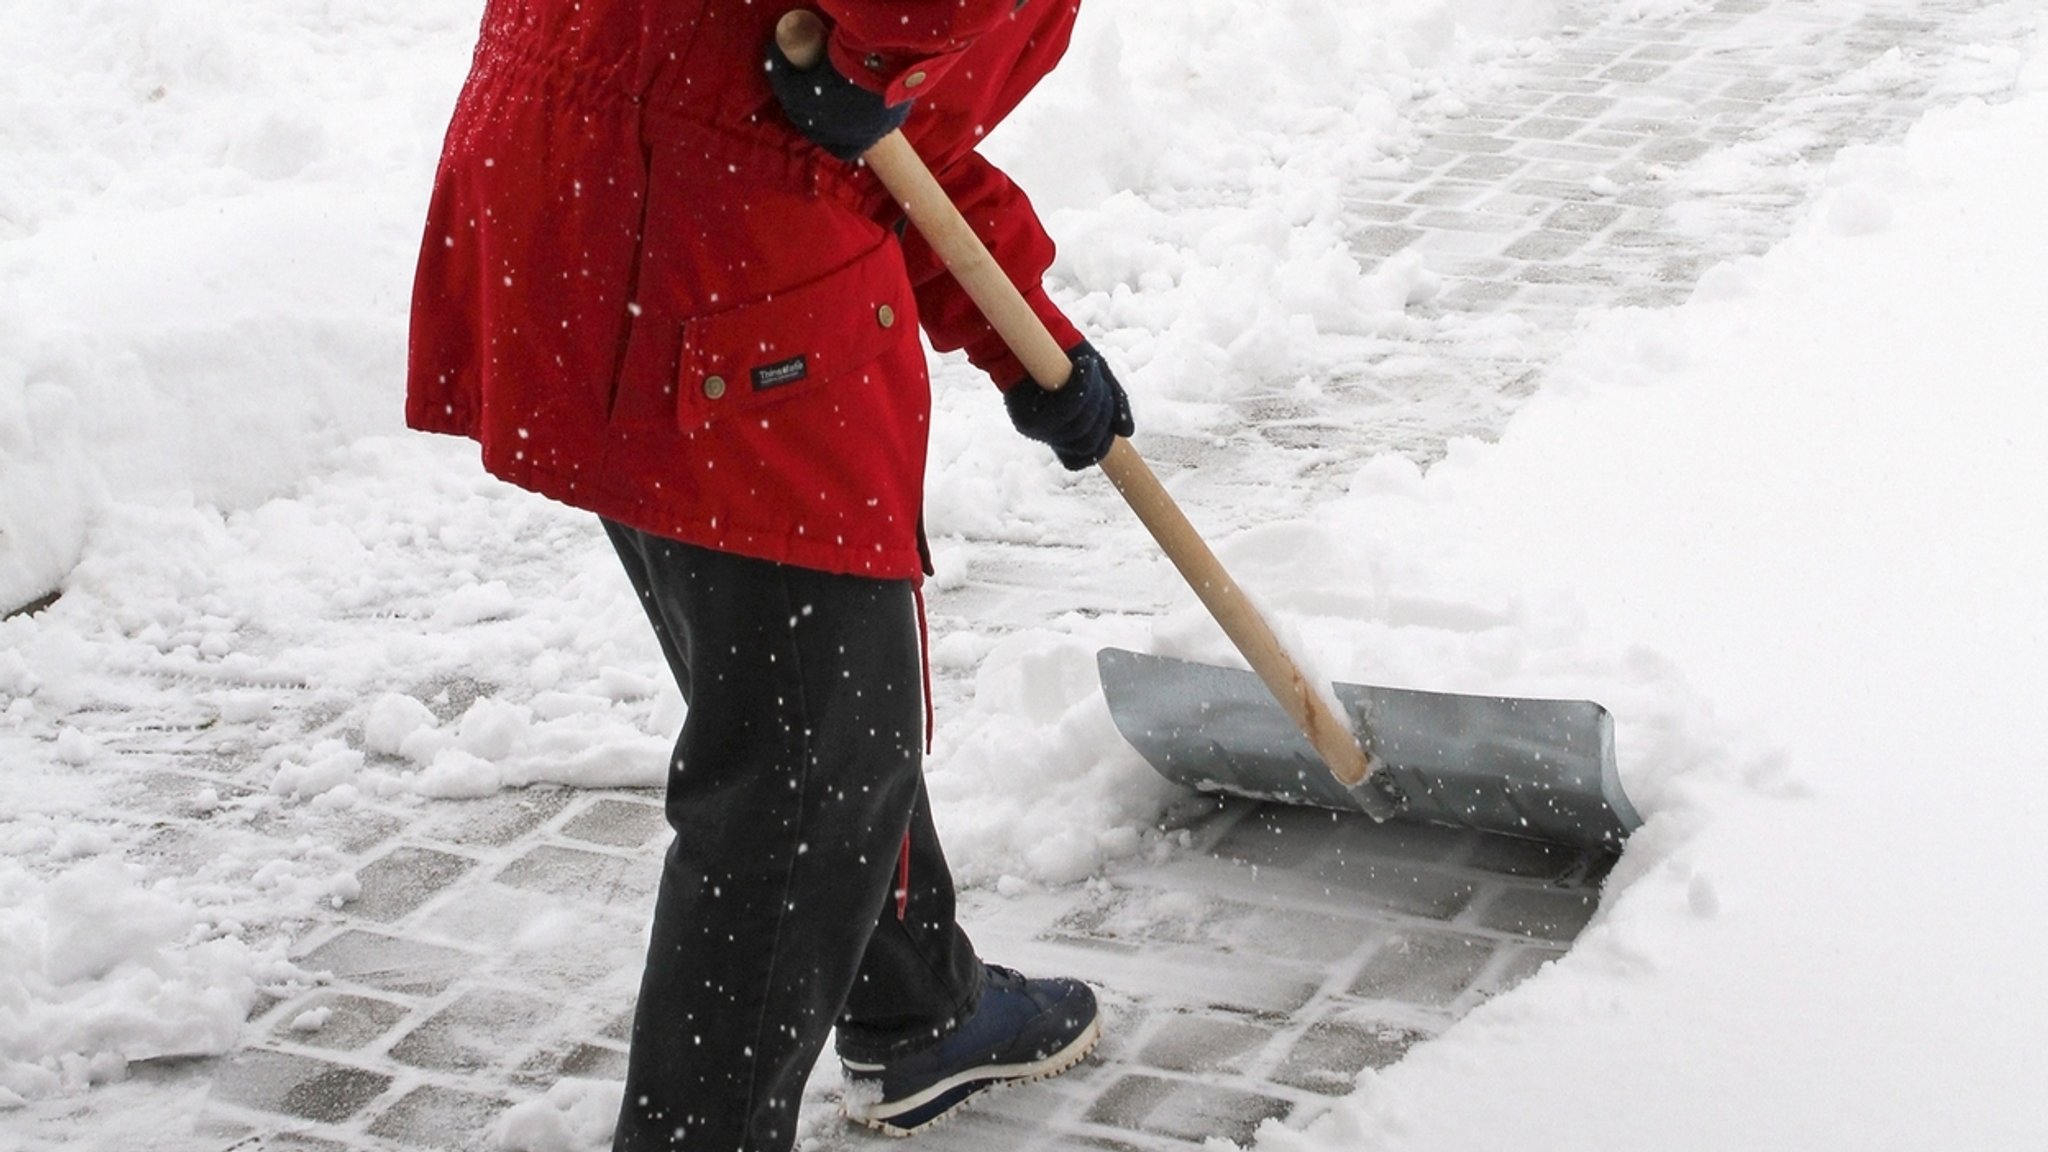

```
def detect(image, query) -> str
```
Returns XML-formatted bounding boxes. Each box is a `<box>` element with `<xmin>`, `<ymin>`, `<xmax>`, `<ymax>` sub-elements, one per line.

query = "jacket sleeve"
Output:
<box><xmin>817</xmin><ymin>0</ymin><xmax>1021</xmax><ymax>104</ymax></box>
<box><xmin>899</xmin><ymin>151</ymin><xmax>1084</xmax><ymax>389</ymax></box>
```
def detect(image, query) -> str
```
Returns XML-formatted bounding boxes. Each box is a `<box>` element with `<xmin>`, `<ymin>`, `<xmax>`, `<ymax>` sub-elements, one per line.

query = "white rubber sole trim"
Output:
<box><xmin>843</xmin><ymin>1016</ymin><xmax>1103</xmax><ymax>1138</ymax></box>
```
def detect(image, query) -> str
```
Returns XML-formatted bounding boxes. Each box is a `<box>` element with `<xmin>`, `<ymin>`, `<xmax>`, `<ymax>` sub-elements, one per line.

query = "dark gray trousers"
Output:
<box><xmin>603</xmin><ymin>521</ymin><xmax>981</xmax><ymax>1152</ymax></box>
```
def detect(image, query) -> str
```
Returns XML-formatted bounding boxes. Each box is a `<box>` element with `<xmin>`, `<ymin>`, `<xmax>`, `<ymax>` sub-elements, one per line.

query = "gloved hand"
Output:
<box><xmin>765</xmin><ymin>36</ymin><xmax>912</xmax><ymax>162</ymax></box>
<box><xmin>1004</xmin><ymin>341</ymin><xmax>1136</xmax><ymax>471</ymax></box>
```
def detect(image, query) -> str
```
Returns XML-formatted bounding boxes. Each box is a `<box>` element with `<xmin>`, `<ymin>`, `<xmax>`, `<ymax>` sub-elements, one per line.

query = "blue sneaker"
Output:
<box><xmin>841</xmin><ymin>964</ymin><xmax>1101</xmax><ymax>1135</ymax></box>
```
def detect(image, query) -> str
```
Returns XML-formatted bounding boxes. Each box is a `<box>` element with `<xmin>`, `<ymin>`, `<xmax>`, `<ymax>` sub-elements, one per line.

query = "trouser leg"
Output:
<box><xmin>603</xmin><ymin>522</ymin><xmax>978</xmax><ymax>1152</ymax></box>
<box><xmin>834</xmin><ymin>775</ymin><xmax>984</xmax><ymax>1062</ymax></box>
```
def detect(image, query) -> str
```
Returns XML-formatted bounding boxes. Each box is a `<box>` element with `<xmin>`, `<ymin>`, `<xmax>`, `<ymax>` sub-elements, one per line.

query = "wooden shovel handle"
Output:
<box><xmin>775</xmin><ymin>11</ymin><xmax>1385</xmax><ymax>800</ymax></box>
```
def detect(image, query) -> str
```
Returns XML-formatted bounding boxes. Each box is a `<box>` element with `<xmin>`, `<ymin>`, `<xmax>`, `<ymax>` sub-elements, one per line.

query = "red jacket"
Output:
<box><xmin>406</xmin><ymin>1</ymin><xmax>1085</xmax><ymax>579</ymax></box>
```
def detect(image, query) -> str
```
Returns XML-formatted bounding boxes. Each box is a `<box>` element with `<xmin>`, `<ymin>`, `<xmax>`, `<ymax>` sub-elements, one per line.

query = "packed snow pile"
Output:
<box><xmin>0</xmin><ymin>0</ymin><xmax>475</xmax><ymax>612</ymax></box>
<box><xmin>1251</xmin><ymin>42</ymin><xmax>2048</xmax><ymax>1152</ymax></box>
<box><xmin>0</xmin><ymin>858</ymin><xmax>305</xmax><ymax>1105</ymax></box>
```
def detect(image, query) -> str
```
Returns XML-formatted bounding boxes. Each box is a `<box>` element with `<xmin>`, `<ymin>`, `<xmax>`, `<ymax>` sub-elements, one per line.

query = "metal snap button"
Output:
<box><xmin>703</xmin><ymin>375</ymin><xmax>727</xmax><ymax>400</ymax></box>
<box><xmin>903</xmin><ymin>71</ymin><xmax>928</xmax><ymax>88</ymax></box>
<box><xmin>876</xmin><ymin>304</ymin><xmax>896</xmax><ymax>329</ymax></box>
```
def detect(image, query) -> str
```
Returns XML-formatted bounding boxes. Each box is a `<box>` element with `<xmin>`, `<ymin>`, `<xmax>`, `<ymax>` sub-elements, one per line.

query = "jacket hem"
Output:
<box><xmin>464</xmin><ymin>437</ymin><xmax>926</xmax><ymax>583</ymax></box>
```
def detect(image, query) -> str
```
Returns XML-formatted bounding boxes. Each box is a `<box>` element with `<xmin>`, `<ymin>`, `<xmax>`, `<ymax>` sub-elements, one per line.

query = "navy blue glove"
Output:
<box><xmin>1004</xmin><ymin>342</ymin><xmax>1136</xmax><ymax>471</ymax></box>
<box><xmin>765</xmin><ymin>38</ymin><xmax>912</xmax><ymax>162</ymax></box>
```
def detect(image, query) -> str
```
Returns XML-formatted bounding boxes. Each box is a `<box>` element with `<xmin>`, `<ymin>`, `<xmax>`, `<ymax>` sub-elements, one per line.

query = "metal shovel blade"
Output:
<box><xmin>1098</xmin><ymin>648</ymin><xmax>1642</xmax><ymax>853</ymax></box>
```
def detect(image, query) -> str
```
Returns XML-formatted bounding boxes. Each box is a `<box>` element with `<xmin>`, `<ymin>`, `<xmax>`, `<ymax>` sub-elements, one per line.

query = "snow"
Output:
<box><xmin>0</xmin><ymin>858</ymin><xmax>305</xmax><ymax>1105</ymax></box>
<box><xmin>1255</xmin><ymin>57</ymin><xmax>2048</xmax><ymax>1149</ymax></box>
<box><xmin>4</xmin><ymin>0</ymin><xmax>2048</xmax><ymax>1147</ymax></box>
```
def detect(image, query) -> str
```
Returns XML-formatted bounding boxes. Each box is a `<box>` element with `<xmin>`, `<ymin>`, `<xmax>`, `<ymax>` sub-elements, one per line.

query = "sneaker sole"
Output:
<box><xmin>843</xmin><ymin>1015</ymin><xmax>1103</xmax><ymax>1137</ymax></box>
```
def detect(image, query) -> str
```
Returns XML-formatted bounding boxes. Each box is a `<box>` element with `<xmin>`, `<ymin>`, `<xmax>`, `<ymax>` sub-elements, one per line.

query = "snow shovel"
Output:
<box><xmin>775</xmin><ymin>13</ymin><xmax>1640</xmax><ymax>852</ymax></box>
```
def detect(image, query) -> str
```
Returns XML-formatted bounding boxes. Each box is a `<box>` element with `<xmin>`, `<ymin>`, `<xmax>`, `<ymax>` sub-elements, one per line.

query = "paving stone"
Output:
<box><xmin>1521</xmin><ymin>78</ymin><xmax>1609</xmax><ymax>97</ymax></box>
<box><xmin>1271</xmin><ymin>1019</ymin><xmax>1428</xmax><ymax>1095</ymax></box>
<box><xmin>368</xmin><ymin>1084</ymin><xmax>512</xmax><ymax>1151</ymax></box>
<box><xmin>1484</xmin><ymin>945</ymin><xmax>1569</xmax><ymax>997</ymax></box>
<box><xmin>1516</xmin><ymin>140</ymin><xmax>1630</xmax><ymax>165</ymax></box>
<box><xmin>1413</xmin><ymin>227</ymin><xmax>1523</xmax><ymax>263</ymax></box>
<box><xmin>930</xmin><ymin>1109</ymin><xmax>1149</xmax><ymax>1152</ymax></box>
<box><xmin>1136</xmin><ymin>1012</ymin><xmax>1274</xmax><ymax>1075</ymax></box>
<box><xmin>1512</xmin><ymin>116</ymin><xmax>1585</xmax><ymax>141</ymax></box>
<box><xmin>1642</xmin><ymin>135</ymin><xmax>1716</xmax><ymax>165</ymax></box>
<box><xmin>1405</xmin><ymin>147</ymin><xmax>1468</xmax><ymax>171</ymax></box>
<box><xmin>351</xmin><ymin>845</ymin><xmax>476</xmax><ymax>922</ymax></box>
<box><xmin>1342</xmin><ymin>819</ymin><xmax>1473</xmax><ymax>867</ymax></box>
<box><xmin>1601</xmin><ymin>61</ymin><xmax>1671</xmax><ymax>83</ymax></box>
<box><xmin>416</xmin><ymin>677</ymin><xmax>496</xmax><ymax>725</ymax></box>
<box><xmin>133</xmin><ymin>824</ymin><xmax>229</xmax><ymax>872</ymax></box>
<box><xmin>1723</xmin><ymin>77</ymin><xmax>1795</xmax><ymax>101</ymax></box>
<box><xmin>1696</xmin><ymin>96</ymin><xmax>1769</xmax><ymax>120</ymax></box>
<box><xmin>248</xmin><ymin>805</ymin><xmax>406</xmax><ymax>857</ymax></box>
<box><xmin>1545</xmin><ymin>93</ymin><xmax>1620</xmax><ymax>118</ymax></box>
<box><xmin>1052</xmin><ymin>883</ymin><xmax>1375</xmax><ymax>966</ymax></box>
<box><xmin>1577</xmin><ymin>128</ymin><xmax>1649</xmax><ymax>149</ymax></box>
<box><xmin>1309</xmin><ymin>854</ymin><xmax>1476</xmax><ymax>921</ymax></box>
<box><xmin>272</xmin><ymin>992</ymin><xmax>410</xmax><ymax>1051</ymax></box>
<box><xmin>1629</xmin><ymin>43</ymin><xmax>1697</xmax><ymax>63</ymax></box>
<box><xmin>1210</xmin><ymin>806</ymin><xmax>1340</xmax><ymax>869</ymax></box>
<box><xmin>1415</xmin><ymin>209</ymin><xmax>1527</xmax><ymax>234</ymax></box>
<box><xmin>1403</xmin><ymin>183</ymin><xmax>1488</xmax><ymax>208</ymax></box>
<box><xmin>418</xmin><ymin>881</ymin><xmax>646</xmax><ymax>995</ymax></box>
<box><xmin>1606</xmin><ymin>227</ymin><xmax>1679</xmax><ymax>250</ymax></box>
<box><xmin>1503</xmin><ymin>282</ymin><xmax>1603</xmax><ymax>313</ymax></box>
<box><xmin>1503</xmin><ymin>230</ymin><xmax>1594</xmax><ymax>261</ymax></box>
<box><xmin>1439</xmin><ymin>280</ymin><xmax>1520</xmax><ymax>311</ymax></box>
<box><xmin>123</xmin><ymin>769</ymin><xmax>253</xmax><ymax>812</ymax></box>
<box><xmin>1544</xmin><ymin>201</ymin><xmax>1627</xmax><ymax>233</ymax></box>
<box><xmin>1351</xmin><ymin>224</ymin><xmax>1424</xmax><ymax>256</ymax></box>
<box><xmin>1461</xmin><ymin>833</ymin><xmax>1587</xmax><ymax>882</ymax></box>
<box><xmin>600</xmin><ymin>1008</ymin><xmax>636</xmax><ymax>1043</ymax></box>
<box><xmin>416</xmin><ymin>786</ymin><xmax>577</xmax><ymax>848</ymax></box>
<box><xmin>335</xmin><ymin>811</ymin><xmax>408</xmax><ymax>856</ymax></box>
<box><xmin>207</xmin><ymin>1049</ymin><xmax>393</xmax><ymax>1124</ymax></box>
<box><xmin>1432</xmin><ymin>133</ymin><xmax>1516</xmax><ymax>155</ymax></box>
<box><xmin>1436</xmin><ymin>118</ymin><xmax>1518</xmax><ymax>138</ymax></box>
<box><xmin>1349</xmin><ymin>200</ymin><xmax>1419</xmax><ymax>222</ymax></box>
<box><xmin>298</xmin><ymin>929</ymin><xmax>482</xmax><ymax>997</ymax></box>
<box><xmin>390</xmin><ymin>987</ymin><xmax>559</xmax><ymax>1073</ymax></box>
<box><xmin>1516</xmin><ymin>263</ymin><xmax>1618</xmax><ymax>287</ymax></box>
<box><xmin>1476</xmin><ymin>886</ymin><xmax>1599</xmax><ymax>941</ymax></box>
<box><xmin>1349</xmin><ymin>930</ymin><xmax>1497</xmax><ymax>1008</ymax></box>
<box><xmin>1085</xmin><ymin>1074</ymin><xmax>1291</xmax><ymax>1147</ymax></box>
<box><xmin>517</xmin><ymin>1041</ymin><xmax>631</xmax><ymax>1087</ymax></box>
<box><xmin>495</xmin><ymin>843</ymin><xmax>658</xmax><ymax>904</ymax></box>
<box><xmin>560</xmin><ymin>796</ymin><xmax>669</xmax><ymax>848</ymax></box>
<box><xmin>1512</xmin><ymin>177</ymin><xmax>1614</xmax><ymax>202</ymax></box>
<box><xmin>1469</xmin><ymin>191</ymin><xmax>1555</xmax><ymax>219</ymax></box>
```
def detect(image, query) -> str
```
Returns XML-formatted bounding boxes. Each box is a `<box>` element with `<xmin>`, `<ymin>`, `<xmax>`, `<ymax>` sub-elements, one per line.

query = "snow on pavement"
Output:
<box><xmin>5</xmin><ymin>0</ymin><xmax>2048</xmax><ymax>1147</ymax></box>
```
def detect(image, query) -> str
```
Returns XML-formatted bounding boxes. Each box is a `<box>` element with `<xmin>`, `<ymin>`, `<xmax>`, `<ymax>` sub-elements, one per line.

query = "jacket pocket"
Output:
<box><xmin>675</xmin><ymin>238</ymin><xmax>914</xmax><ymax>429</ymax></box>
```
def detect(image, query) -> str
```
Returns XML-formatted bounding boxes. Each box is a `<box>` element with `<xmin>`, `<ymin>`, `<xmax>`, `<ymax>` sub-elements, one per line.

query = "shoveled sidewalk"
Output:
<box><xmin>5</xmin><ymin>1</ymin><xmax>2027</xmax><ymax>1149</ymax></box>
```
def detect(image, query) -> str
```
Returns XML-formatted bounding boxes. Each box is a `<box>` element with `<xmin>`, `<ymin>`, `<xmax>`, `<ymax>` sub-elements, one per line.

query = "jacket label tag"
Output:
<box><xmin>752</xmin><ymin>356</ymin><xmax>808</xmax><ymax>391</ymax></box>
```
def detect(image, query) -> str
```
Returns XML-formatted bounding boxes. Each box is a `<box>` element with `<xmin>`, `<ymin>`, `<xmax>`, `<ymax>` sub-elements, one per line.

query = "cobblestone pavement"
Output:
<box><xmin>8</xmin><ymin>2</ymin><xmax>2034</xmax><ymax>1149</ymax></box>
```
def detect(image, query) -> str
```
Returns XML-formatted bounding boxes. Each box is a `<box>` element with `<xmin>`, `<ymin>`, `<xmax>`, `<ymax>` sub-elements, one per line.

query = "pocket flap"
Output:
<box><xmin>678</xmin><ymin>240</ymin><xmax>912</xmax><ymax>415</ymax></box>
